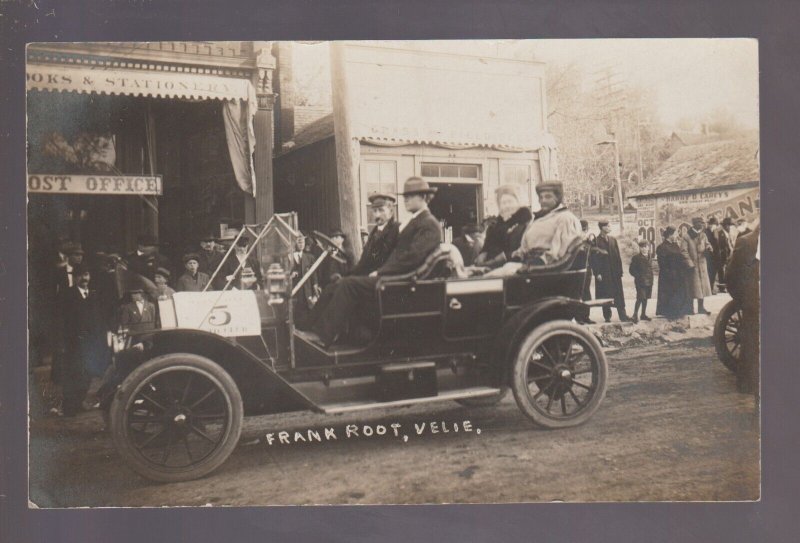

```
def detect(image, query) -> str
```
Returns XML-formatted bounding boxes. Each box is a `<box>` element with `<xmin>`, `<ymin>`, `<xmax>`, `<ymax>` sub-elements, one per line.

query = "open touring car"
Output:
<box><xmin>101</xmin><ymin>214</ymin><xmax>611</xmax><ymax>482</ymax></box>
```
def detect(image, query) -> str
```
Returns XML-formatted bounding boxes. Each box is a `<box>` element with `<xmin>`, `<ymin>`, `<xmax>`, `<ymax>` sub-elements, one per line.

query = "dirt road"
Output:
<box><xmin>29</xmin><ymin>338</ymin><xmax>759</xmax><ymax>506</ymax></box>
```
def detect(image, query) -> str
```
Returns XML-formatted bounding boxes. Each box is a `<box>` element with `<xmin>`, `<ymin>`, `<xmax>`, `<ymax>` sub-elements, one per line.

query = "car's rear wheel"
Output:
<box><xmin>714</xmin><ymin>299</ymin><xmax>742</xmax><ymax>373</ymax></box>
<box><xmin>511</xmin><ymin>320</ymin><xmax>607</xmax><ymax>429</ymax></box>
<box><xmin>456</xmin><ymin>388</ymin><xmax>509</xmax><ymax>407</ymax></box>
<box><xmin>110</xmin><ymin>353</ymin><xmax>243</xmax><ymax>483</ymax></box>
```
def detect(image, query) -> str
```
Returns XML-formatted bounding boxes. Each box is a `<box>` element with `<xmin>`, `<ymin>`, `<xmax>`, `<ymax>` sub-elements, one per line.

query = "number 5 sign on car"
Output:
<box><xmin>171</xmin><ymin>291</ymin><xmax>262</xmax><ymax>337</ymax></box>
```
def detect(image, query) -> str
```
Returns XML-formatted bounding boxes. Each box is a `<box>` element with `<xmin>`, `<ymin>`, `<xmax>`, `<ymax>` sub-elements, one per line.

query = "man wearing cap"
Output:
<box><xmin>681</xmin><ymin>217</ymin><xmax>713</xmax><ymax>315</ymax></box>
<box><xmin>312</xmin><ymin>177</ymin><xmax>442</xmax><ymax>346</ymax></box>
<box><xmin>56</xmin><ymin>263</ymin><xmax>109</xmax><ymax>416</ymax></box>
<box><xmin>592</xmin><ymin>219</ymin><xmax>630</xmax><ymax>322</ymax></box>
<box><xmin>350</xmin><ymin>193</ymin><xmax>400</xmax><ymax>276</ymax></box>
<box><xmin>126</xmin><ymin>234</ymin><xmax>170</xmax><ymax>283</ymax></box>
<box><xmin>176</xmin><ymin>253</ymin><xmax>211</xmax><ymax>292</ymax></box>
<box><xmin>452</xmin><ymin>224</ymin><xmax>484</xmax><ymax>267</ymax></box>
<box><xmin>118</xmin><ymin>288</ymin><xmax>158</xmax><ymax>334</ymax></box>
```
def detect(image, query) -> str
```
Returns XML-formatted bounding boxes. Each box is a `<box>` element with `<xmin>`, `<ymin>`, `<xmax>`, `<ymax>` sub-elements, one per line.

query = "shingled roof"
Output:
<box><xmin>630</xmin><ymin>135</ymin><xmax>760</xmax><ymax>197</ymax></box>
<box><xmin>280</xmin><ymin>113</ymin><xmax>334</xmax><ymax>154</ymax></box>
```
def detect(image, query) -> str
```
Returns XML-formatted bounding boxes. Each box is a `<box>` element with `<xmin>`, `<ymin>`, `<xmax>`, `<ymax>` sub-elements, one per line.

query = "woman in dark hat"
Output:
<box><xmin>475</xmin><ymin>184</ymin><xmax>532</xmax><ymax>269</ymax></box>
<box><xmin>655</xmin><ymin>226</ymin><xmax>694</xmax><ymax>318</ymax></box>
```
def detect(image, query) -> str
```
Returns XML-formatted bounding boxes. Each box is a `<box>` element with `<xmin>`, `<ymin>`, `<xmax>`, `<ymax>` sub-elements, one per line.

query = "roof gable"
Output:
<box><xmin>630</xmin><ymin>136</ymin><xmax>759</xmax><ymax>197</ymax></box>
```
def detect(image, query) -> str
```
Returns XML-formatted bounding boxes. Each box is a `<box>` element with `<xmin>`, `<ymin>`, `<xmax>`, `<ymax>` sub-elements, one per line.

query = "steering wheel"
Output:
<box><xmin>312</xmin><ymin>231</ymin><xmax>347</xmax><ymax>264</ymax></box>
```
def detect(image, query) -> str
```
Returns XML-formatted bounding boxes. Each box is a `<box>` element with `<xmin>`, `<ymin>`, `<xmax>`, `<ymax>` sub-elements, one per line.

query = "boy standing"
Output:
<box><xmin>176</xmin><ymin>253</ymin><xmax>211</xmax><ymax>292</ymax></box>
<box><xmin>629</xmin><ymin>240</ymin><xmax>654</xmax><ymax>323</ymax></box>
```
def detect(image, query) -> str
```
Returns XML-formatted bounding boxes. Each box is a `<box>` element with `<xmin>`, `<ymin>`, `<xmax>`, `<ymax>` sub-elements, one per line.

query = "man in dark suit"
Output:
<box><xmin>214</xmin><ymin>237</ymin><xmax>262</xmax><ymax>290</ymax></box>
<box><xmin>312</xmin><ymin>177</ymin><xmax>442</xmax><ymax>346</ymax></box>
<box><xmin>57</xmin><ymin>264</ymin><xmax>109</xmax><ymax>416</ymax></box>
<box><xmin>290</xmin><ymin>234</ymin><xmax>320</xmax><ymax>329</ymax></box>
<box><xmin>726</xmin><ymin>226</ymin><xmax>760</xmax><ymax>396</ymax></box>
<box><xmin>350</xmin><ymin>193</ymin><xmax>400</xmax><ymax>276</ymax></box>
<box><xmin>591</xmin><ymin>220</ymin><xmax>629</xmax><ymax>322</ymax></box>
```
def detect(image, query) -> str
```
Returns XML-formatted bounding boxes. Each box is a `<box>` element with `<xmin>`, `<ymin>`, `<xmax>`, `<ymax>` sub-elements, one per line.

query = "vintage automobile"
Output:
<box><xmin>102</xmin><ymin>214</ymin><xmax>610</xmax><ymax>482</ymax></box>
<box><xmin>713</xmin><ymin>299</ymin><xmax>743</xmax><ymax>372</ymax></box>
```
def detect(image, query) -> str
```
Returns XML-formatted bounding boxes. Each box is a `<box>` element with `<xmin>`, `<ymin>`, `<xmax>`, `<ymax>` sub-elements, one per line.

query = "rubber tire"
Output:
<box><xmin>511</xmin><ymin>320</ymin><xmax>608</xmax><ymax>429</ymax></box>
<box><xmin>714</xmin><ymin>300</ymin><xmax>742</xmax><ymax>373</ymax></box>
<box><xmin>110</xmin><ymin>353</ymin><xmax>243</xmax><ymax>483</ymax></box>
<box><xmin>456</xmin><ymin>388</ymin><xmax>509</xmax><ymax>408</ymax></box>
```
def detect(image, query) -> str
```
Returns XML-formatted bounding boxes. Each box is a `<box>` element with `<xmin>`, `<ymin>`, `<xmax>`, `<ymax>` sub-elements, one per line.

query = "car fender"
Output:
<box><xmin>495</xmin><ymin>296</ymin><xmax>589</xmax><ymax>373</ymax></box>
<box><xmin>101</xmin><ymin>328</ymin><xmax>315</xmax><ymax>416</ymax></box>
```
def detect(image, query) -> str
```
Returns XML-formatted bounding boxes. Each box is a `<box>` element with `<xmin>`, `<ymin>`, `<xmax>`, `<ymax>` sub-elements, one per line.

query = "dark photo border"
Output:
<box><xmin>1</xmin><ymin>1</ymin><xmax>797</xmax><ymax>541</ymax></box>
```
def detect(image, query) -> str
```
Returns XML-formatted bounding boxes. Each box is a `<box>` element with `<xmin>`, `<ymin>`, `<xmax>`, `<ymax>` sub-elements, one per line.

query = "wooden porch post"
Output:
<box><xmin>330</xmin><ymin>42</ymin><xmax>363</xmax><ymax>256</ymax></box>
<box><xmin>250</xmin><ymin>44</ymin><xmax>276</xmax><ymax>224</ymax></box>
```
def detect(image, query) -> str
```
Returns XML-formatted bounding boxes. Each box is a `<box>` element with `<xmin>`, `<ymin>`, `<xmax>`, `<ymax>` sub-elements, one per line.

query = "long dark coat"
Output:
<box><xmin>476</xmin><ymin>207</ymin><xmax>532</xmax><ymax>267</ymax></box>
<box><xmin>452</xmin><ymin>235</ymin><xmax>481</xmax><ymax>267</ymax></box>
<box><xmin>57</xmin><ymin>286</ymin><xmax>111</xmax><ymax>386</ymax></box>
<box><xmin>591</xmin><ymin>234</ymin><xmax>625</xmax><ymax>306</ymax></box>
<box><xmin>320</xmin><ymin>248</ymin><xmax>353</xmax><ymax>287</ymax></box>
<box><xmin>350</xmin><ymin>219</ymin><xmax>400</xmax><ymax>276</ymax></box>
<box><xmin>291</xmin><ymin>250</ymin><xmax>320</xmax><ymax>329</ymax></box>
<box><xmin>655</xmin><ymin>240</ymin><xmax>693</xmax><ymax>318</ymax></box>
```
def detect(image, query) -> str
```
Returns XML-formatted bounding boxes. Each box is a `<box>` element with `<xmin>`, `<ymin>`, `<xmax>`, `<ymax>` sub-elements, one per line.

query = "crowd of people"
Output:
<box><xmin>40</xmin><ymin>174</ymin><xmax>760</xmax><ymax>415</ymax></box>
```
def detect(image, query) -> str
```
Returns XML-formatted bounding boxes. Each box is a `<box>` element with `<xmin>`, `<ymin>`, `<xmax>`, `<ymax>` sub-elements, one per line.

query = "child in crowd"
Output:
<box><xmin>629</xmin><ymin>240</ymin><xmax>654</xmax><ymax>323</ymax></box>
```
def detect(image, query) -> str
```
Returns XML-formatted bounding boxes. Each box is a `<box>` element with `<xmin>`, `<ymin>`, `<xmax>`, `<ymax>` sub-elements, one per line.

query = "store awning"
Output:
<box><xmin>26</xmin><ymin>63</ymin><xmax>251</xmax><ymax>102</ymax></box>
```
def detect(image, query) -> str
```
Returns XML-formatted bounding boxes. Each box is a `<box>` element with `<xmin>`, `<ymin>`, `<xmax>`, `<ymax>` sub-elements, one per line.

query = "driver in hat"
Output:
<box><xmin>311</xmin><ymin>177</ymin><xmax>442</xmax><ymax>347</ymax></box>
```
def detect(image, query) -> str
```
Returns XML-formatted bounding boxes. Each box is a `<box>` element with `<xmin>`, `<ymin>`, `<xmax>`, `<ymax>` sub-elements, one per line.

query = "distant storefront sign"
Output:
<box><xmin>27</xmin><ymin>174</ymin><xmax>163</xmax><ymax>195</ymax></box>
<box><xmin>26</xmin><ymin>64</ymin><xmax>251</xmax><ymax>102</ymax></box>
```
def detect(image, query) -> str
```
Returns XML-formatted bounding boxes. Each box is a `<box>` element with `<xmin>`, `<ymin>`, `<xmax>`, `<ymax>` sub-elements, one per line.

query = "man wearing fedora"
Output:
<box><xmin>312</xmin><ymin>177</ymin><xmax>442</xmax><ymax>346</ymax></box>
<box><xmin>681</xmin><ymin>216</ymin><xmax>713</xmax><ymax>315</ymax></box>
<box><xmin>350</xmin><ymin>193</ymin><xmax>400</xmax><ymax>276</ymax></box>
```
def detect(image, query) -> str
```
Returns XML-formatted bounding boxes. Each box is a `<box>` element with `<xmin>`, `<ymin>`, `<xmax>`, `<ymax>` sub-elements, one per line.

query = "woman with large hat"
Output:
<box><xmin>475</xmin><ymin>184</ymin><xmax>532</xmax><ymax>269</ymax></box>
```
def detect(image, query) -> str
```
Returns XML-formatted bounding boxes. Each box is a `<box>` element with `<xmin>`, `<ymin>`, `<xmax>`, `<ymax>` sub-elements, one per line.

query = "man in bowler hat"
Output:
<box><xmin>312</xmin><ymin>177</ymin><xmax>442</xmax><ymax>346</ymax></box>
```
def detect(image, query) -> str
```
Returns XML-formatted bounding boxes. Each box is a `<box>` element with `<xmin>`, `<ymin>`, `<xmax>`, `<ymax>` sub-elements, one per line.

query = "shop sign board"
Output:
<box><xmin>27</xmin><ymin>174</ymin><xmax>162</xmax><ymax>195</ymax></box>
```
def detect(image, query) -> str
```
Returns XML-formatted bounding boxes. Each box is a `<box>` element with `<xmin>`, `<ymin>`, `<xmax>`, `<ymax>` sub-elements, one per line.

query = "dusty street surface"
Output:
<box><xmin>29</xmin><ymin>338</ymin><xmax>759</xmax><ymax>507</ymax></box>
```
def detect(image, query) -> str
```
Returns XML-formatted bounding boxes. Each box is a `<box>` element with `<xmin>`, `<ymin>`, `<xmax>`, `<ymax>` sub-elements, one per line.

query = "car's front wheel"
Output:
<box><xmin>714</xmin><ymin>299</ymin><xmax>742</xmax><ymax>373</ymax></box>
<box><xmin>110</xmin><ymin>353</ymin><xmax>243</xmax><ymax>483</ymax></box>
<box><xmin>511</xmin><ymin>320</ymin><xmax>608</xmax><ymax>429</ymax></box>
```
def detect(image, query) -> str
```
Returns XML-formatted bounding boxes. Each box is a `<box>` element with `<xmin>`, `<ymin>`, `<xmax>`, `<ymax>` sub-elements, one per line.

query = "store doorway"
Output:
<box><xmin>428</xmin><ymin>182</ymin><xmax>482</xmax><ymax>241</ymax></box>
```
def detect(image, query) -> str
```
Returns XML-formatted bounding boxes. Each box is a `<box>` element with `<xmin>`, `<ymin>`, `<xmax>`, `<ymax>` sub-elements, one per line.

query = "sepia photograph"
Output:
<box><xmin>25</xmin><ymin>38</ymin><xmax>760</xmax><ymax>507</ymax></box>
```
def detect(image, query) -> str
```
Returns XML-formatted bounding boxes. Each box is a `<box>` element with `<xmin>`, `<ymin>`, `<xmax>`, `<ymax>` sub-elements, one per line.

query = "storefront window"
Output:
<box><xmin>361</xmin><ymin>160</ymin><xmax>397</xmax><ymax>229</ymax></box>
<box><xmin>501</xmin><ymin>162</ymin><xmax>533</xmax><ymax>206</ymax></box>
<box><xmin>421</xmin><ymin>163</ymin><xmax>481</xmax><ymax>179</ymax></box>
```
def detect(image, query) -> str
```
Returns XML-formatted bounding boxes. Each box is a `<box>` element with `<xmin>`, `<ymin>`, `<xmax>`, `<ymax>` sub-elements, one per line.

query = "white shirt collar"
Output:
<box><xmin>78</xmin><ymin>287</ymin><xmax>88</xmax><ymax>298</ymax></box>
<box><xmin>399</xmin><ymin>207</ymin><xmax>426</xmax><ymax>232</ymax></box>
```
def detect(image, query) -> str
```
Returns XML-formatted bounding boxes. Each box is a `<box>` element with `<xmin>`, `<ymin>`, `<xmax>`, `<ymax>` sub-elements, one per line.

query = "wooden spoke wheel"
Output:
<box><xmin>110</xmin><ymin>354</ymin><xmax>243</xmax><ymax>483</ymax></box>
<box><xmin>511</xmin><ymin>320</ymin><xmax>608</xmax><ymax>429</ymax></box>
<box><xmin>714</xmin><ymin>300</ymin><xmax>743</xmax><ymax>373</ymax></box>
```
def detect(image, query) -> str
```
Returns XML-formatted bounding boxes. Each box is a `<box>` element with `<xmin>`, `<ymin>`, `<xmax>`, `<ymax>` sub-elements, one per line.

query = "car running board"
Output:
<box><xmin>318</xmin><ymin>386</ymin><xmax>503</xmax><ymax>415</ymax></box>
